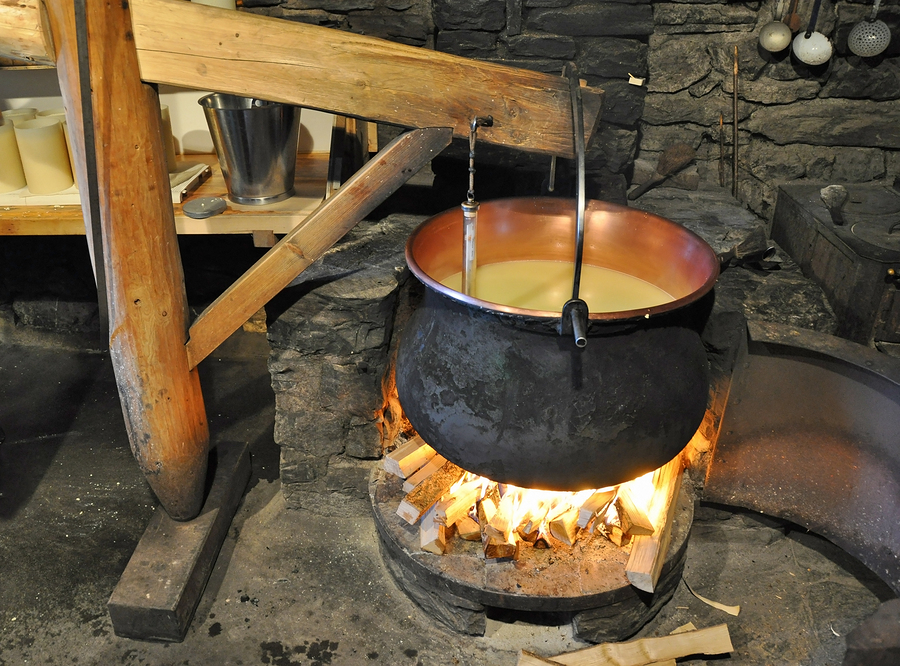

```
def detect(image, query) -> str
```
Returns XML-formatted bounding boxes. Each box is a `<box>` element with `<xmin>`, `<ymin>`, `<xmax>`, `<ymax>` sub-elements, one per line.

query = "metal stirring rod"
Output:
<box><xmin>461</xmin><ymin>115</ymin><xmax>493</xmax><ymax>296</ymax></box>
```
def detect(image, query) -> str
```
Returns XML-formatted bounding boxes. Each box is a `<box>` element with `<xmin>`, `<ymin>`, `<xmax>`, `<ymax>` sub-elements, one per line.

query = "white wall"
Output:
<box><xmin>0</xmin><ymin>69</ymin><xmax>334</xmax><ymax>154</ymax></box>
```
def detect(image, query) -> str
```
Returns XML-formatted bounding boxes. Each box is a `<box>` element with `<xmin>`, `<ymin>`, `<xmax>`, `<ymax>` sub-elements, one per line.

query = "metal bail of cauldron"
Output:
<box><xmin>558</xmin><ymin>61</ymin><xmax>589</xmax><ymax>348</ymax></box>
<box><xmin>460</xmin><ymin>115</ymin><xmax>493</xmax><ymax>296</ymax></box>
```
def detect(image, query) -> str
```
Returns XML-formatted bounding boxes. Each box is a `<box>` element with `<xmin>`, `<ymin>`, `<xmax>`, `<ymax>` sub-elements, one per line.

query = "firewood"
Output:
<box><xmin>577</xmin><ymin>489</ymin><xmax>616</xmax><ymax>529</ymax></box>
<box><xmin>533</xmin><ymin>534</ymin><xmax>551</xmax><ymax>549</ymax></box>
<box><xmin>607</xmin><ymin>525</ymin><xmax>631</xmax><ymax>549</ymax></box>
<box><xmin>483</xmin><ymin>533</ymin><xmax>520</xmax><ymax>560</ymax></box>
<box><xmin>456</xmin><ymin>515</ymin><xmax>482</xmax><ymax>541</ymax></box>
<box><xmin>521</xmin><ymin>500</ymin><xmax>550</xmax><ymax>535</ymax></box>
<box><xmin>402</xmin><ymin>454</ymin><xmax>447</xmax><ymax>492</ymax></box>
<box><xmin>419</xmin><ymin>505</ymin><xmax>446</xmax><ymax>555</ymax></box>
<box><xmin>383</xmin><ymin>435</ymin><xmax>436</xmax><ymax>478</ymax></box>
<box><xmin>484</xmin><ymin>489</ymin><xmax>517</xmax><ymax>541</ymax></box>
<box><xmin>616</xmin><ymin>487</ymin><xmax>654</xmax><ymax>536</ymax></box>
<box><xmin>435</xmin><ymin>479</ymin><xmax>483</xmax><ymax>526</ymax></box>
<box><xmin>625</xmin><ymin>455</ymin><xmax>684</xmax><ymax>593</ymax></box>
<box><xmin>548</xmin><ymin>623</ymin><xmax>733</xmax><ymax>666</ymax></box>
<box><xmin>396</xmin><ymin>460</ymin><xmax>464</xmax><ymax>525</ymax></box>
<box><xmin>548</xmin><ymin>505</ymin><xmax>580</xmax><ymax>546</ymax></box>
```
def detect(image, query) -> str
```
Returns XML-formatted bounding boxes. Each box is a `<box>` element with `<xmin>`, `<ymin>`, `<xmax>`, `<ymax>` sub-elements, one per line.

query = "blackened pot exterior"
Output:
<box><xmin>394</xmin><ymin>197</ymin><xmax>719</xmax><ymax>490</ymax></box>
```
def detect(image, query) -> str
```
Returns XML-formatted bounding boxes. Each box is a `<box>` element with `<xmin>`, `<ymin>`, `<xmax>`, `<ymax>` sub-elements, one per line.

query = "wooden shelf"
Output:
<box><xmin>0</xmin><ymin>152</ymin><xmax>330</xmax><ymax>237</ymax></box>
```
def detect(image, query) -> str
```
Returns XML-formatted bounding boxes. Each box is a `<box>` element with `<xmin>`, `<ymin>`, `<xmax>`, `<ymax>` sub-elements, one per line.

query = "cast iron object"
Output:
<box><xmin>395</xmin><ymin>197</ymin><xmax>720</xmax><ymax>490</ymax></box>
<box><xmin>704</xmin><ymin>321</ymin><xmax>900</xmax><ymax>596</ymax></box>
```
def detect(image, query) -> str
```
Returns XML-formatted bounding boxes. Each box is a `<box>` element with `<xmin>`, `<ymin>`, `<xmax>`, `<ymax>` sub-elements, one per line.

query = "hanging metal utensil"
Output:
<box><xmin>558</xmin><ymin>61</ymin><xmax>589</xmax><ymax>348</ymax></box>
<box><xmin>848</xmin><ymin>0</ymin><xmax>891</xmax><ymax>58</ymax></box>
<box><xmin>460</xmin><ymin>115</ymin><xmax>493</xmax><ymax>296</ymax></box>
<box><xmin>792</xmin><ymin>0</ymin><xmax>833</xmax><ymax>65</ymax></box>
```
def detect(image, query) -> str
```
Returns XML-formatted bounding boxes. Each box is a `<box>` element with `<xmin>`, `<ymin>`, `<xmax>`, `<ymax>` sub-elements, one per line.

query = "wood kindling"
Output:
<box><xmin>419</xmin><ymin>505</ymin><xmax>446</xmax><ymax>556</ymax></box>
<box><xmin>435</xmin><ymin>479</ymin><xmax>483</xmax><ymax>527</ymax></box>
<box><xmin>383</xmin><ymin>435</ymin><xmax>436</xmax><ymax>479</ymax></box>
<box><xmin>396</xmin><ymin>460</ymin><xmax>464</xmax><ymax>525</ymax></box>
<box><xmin>625</xmin><ymin>454</ymin><xmax>685</xmax><ymax>593</ymax></box>
<box><xmin>521</xmin><ymin>623</ymin><xmax>733</xmax><ymax>666</ymax></box>
<box><xmin>577</xmin><ymin>489</ymin><xmax>616</xmax><ymax>529</ymax></box>
<box><xmin>616</xmin><ymin>487</ymin><xmax>655</xmax><ymax>537</ymax></box>
<box><xmin>403</xmin><ymin>454</ymin><xmax>447</xmax><ymax>493</ymax></box>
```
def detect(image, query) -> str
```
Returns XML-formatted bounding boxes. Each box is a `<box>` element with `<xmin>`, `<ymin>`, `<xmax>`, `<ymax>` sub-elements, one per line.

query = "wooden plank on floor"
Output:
<box><xmin>107</xmin><ymin>441</ymin><xmax>251</xmax><ymax>642</ymax></box>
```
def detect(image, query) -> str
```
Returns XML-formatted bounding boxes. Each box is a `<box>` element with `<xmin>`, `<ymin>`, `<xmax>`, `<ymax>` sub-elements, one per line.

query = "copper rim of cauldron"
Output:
<box><xmin>405</xmin><ymin>197</ymin><xmax>721</xmax><ymax>323</ymax></box>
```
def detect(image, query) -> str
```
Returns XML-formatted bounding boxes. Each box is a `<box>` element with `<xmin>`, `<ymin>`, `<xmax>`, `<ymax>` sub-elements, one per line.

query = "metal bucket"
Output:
<box><xmin>199</xmin><ymin>93</ymin><xmax>301</xmax><ymax>205</ymax></box>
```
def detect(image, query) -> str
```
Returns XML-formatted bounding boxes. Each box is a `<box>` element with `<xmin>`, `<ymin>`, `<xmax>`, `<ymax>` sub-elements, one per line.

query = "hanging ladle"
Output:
<box><xmin>792</xmin><ymin>0</ymin><xmax>833</xmax><ymax>65</ymax></box>
<box><xmin>558</xmin><ymin>61</ymin><xmax>589</xmax><ymax>348</ymax></box>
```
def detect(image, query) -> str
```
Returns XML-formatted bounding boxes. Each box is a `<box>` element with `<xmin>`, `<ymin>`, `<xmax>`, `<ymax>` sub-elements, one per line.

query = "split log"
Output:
<box><xmin>577</xmin><ymin>489</ymin><xmax>616</xmax><ymax>529</ymax></box>
<box><xmin>396</xmin><ymin>460</ymin><xmax>464</xmax><ymax>525</ymax></box>
<box><xmin>520</xmin><ymin>499</ymin><xmax>551</xmax><ymax>536</ymax></box>
<box><xmin>456</xmin><ymin>515</ymin><xmax>482</xmax><ymax>541</ymax></box>
<box><xmin>616</xmin><ymin>487</ymin><xmax>655</xmax><ymax>537</ymax></box>
<box><xmin>435</xmin><ymin>479</ymin><xmax>483</xmax><ymax>527</ymax></box>
<box><xmin>383</xmin><ymin>435</ymin><xmax>436</xmax><ymax>478</ymax></box>
<box><xmin>403</xmin><ymin>454</ymin><xmax>447</xmax><ymax>493</ymax></box>
<box><xmin>483</xmin><ymin>533</ymin><xmax>520</xmax><ymax>560</ymax></box>
<box><xmin>626</xmin><ymin>455</ymin><xmax>684</xmax><ymax>593</ymax></box>
<box><xmin>420</xmin><ymin>505</ymin><xmax>446</xmax><ymax>555</ymax></box>
<box><xmin>548</xmin><ymin>624</ymin><xmax>733</xmax><ymax>666</ymax></box>
<box><xmin>607</xmin><ymin>525</ymin><xmax>631</xmax><ymax>549</ymax></box>
<box><xmin>548</xmin><ymin>506</ymin><xmax>581</xmax><ymax>546</ymax></box>
<box><xmin>484</xmin><ymin>489</ymin><xmax>518</xmax><ymax>542</ymax></box>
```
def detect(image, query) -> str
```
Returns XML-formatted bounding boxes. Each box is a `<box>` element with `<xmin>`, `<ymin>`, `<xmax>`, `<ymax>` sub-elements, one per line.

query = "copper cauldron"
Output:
<box><xmin>394</xmin><ymin>197</ymin><xmax>720</xmax><ymax>490</ymax></box>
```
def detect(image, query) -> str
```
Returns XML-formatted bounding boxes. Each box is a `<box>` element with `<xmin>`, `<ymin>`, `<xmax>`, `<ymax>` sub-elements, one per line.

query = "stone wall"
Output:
<box><xmin>641</xmin><ymin>0</ymin><xmax>900</xmax><ymax>220</ymax></box>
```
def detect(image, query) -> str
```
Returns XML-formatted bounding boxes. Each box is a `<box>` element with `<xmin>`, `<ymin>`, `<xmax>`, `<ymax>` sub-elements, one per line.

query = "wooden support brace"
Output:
<box><xmin>185</xmin><ymin>126</ymin><xmax>453</xmax><ymax>369</ymax></box>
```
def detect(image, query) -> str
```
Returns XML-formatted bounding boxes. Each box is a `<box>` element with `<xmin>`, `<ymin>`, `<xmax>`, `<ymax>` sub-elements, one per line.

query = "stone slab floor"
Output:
<box><xmin>0</xmin><ymin>323</ymin><xmax>895</xmax><ymax>666</ymax></box>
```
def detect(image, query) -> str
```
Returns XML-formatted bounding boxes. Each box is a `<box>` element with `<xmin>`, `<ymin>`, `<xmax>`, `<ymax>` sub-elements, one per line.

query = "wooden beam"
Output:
<box><xmin>128</xmin><ymin>0</ymin><xmax>601</xmax><ymax>158</ymax></box>
<box><xmin>185</xmin><ymin>126</ymin><xmax>452</xmax><ymax>369</ymax></box>
<box><xmin>0</xmin><ymin>0</ymin><xmax>55</xmax><ymax>65</ymax></box>
<box><xmin>49</xmin><ymin>0</ymin><xmax>209</xmax><ymax>520</ymax></box>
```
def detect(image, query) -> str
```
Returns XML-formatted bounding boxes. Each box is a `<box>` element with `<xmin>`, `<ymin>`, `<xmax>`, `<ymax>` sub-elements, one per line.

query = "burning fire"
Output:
<box><xmin>383</xmin><ymin>434</ymin><xmax>681</xmax><ymax>562</ymax></box>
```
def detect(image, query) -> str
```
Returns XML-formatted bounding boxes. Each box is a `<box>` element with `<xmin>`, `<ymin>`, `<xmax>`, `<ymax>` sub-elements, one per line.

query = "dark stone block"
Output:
<box><xmin>646</xmin><ymin>35</ymin><xmax>712</xmax><ymax>93</ymax></box>
<box><xmin>527</xmin><ymin>2</ymin><xmax>653</xmax><ymax>36</ymax></box>
<box><xmin>506</xmin><ymin>0</ymin><xmax>523</xmax><ymax>35</ymax></box>
<box><xmin>585</xmin><ymin>121</ymin><xmax>637</xmax><ymax>174</ymax></box>
<box><xmin>819</xmin><ymin>57</ymin><xmax>900</xmax><ymax>101</ymax></box>
<box><xmin>282</xmin><ymin>0</ymin><xmax>375</xmax><ymax>9</ymax></box>
<box><xmin>435</xmin><ymin>30</ymin><xmax>499</xmax><ymax>57</ymax></box>
<box><xmin>744</xmin><ymin>99</ymin><xmax>900</xmax><ymax>149</ymax></box>
<box><xmin>843</xmin><ymin>599</ymin><xmax>900</xmax><ymax>666</ymax></box>
<box><xmin>507</xmin><ymin>33</ymin><xmax>576</xmax><ymax>59</ymax></box>
<box><xmin>578</xmin><ymin>37</ymin><xmax>648</xmax><ymax>79</ymax></box>
<box><xmin>593</xmin><ymin>79</ymin><xmax>646</xmax><ymax>128</ymax></box>
<box><xmin>348</xmin><ymin>11</ymin><xmax>431</xmax><ymax>45</ymax></box>
<box><xmin>653</xmin><ymin>2</ymin><xmax>757</xmax><ymax>33</ymax></box>
<box><xmin>434</xmin><ymin>0</ymin><xmax>505</xmax><ymax>31</ymax></box>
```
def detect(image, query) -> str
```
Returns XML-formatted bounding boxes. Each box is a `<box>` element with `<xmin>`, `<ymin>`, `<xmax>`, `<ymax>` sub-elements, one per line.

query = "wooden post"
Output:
<box><xmin>46</xmin><ymin>0</ymin><xmax>209</xmax><ymax>520</ymax></box>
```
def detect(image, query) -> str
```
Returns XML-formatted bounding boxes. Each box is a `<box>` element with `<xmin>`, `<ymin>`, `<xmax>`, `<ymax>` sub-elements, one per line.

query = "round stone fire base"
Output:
<box><xmin>369</xmin><ymin>468</ymin><xmax>694</xmax><ymax>643</ymax></box>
